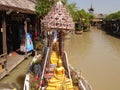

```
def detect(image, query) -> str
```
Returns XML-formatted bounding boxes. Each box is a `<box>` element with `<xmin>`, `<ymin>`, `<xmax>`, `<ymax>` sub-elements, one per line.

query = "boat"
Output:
<box><xmin>23</xmin><ymin>0</ymin><xmax>93</xmax><ymax>90</ymax></box>
<box><xmin>23</xmin><ymin>42</ymin><xmax>93</xmax><ymax>90</ymax></box>
<box><xmin>75</xmin><ymin>30</ymin><xmax>83</xmax><ymax>34</ymax></box>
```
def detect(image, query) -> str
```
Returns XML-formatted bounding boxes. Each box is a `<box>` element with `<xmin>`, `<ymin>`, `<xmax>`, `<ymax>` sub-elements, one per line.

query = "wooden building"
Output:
<box><xmin>0</xmin><ymin>0</ymin><xmax>37</xmax><ymax>54</ymax></box>
<box><xmin>91</xmin><ymin>13</ymin><xmax>107</xmax><ymax>27</ymax></box>
<box><xmin>103</xmin><ymin>19</ymin><xmax>120</xmax><ymax>35</ymax></box>
<box><xmin>0</xmin><ymin>0</ymin><xmax>38</xmax><ymax>73</ymax></box>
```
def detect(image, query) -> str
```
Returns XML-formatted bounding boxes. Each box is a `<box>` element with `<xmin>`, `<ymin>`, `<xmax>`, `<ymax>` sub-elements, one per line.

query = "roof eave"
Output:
<box><xmin>0</xmin><ymin>4</ymin><xmax>36</xmax><ymax>14</ymax></box>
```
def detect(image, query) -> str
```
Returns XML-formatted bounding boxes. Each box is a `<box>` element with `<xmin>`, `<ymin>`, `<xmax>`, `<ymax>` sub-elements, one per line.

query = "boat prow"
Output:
<box><xmin>23</xmin><ymin>73</ymin><xmax>30</xmax><ymax>90</ymax></box>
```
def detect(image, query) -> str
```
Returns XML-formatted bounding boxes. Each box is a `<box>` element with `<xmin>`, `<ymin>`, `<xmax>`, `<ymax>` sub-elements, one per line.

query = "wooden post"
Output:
<box><xmin>59</xmin><ymin>30</ymin><xmax>64</xmax><ymax>59</ymax></box>
<box><xmin>34</xmin><ymin>17</ymin><xmax>37</xmax><ymax>41</ymax></box>
<box><xmin>2</xmin><ymin>13</ymin><xmax>7</xmax><ymax>54</ymax></box>
<box><xmin>2</xmin><ymin>12</ymin><xmax>7</xmax><ymax>71</ymax></box>
<box><xmin>47</xmin><ymin>31</ymin><xmax>53</xmax><ymax>66</ymax></box>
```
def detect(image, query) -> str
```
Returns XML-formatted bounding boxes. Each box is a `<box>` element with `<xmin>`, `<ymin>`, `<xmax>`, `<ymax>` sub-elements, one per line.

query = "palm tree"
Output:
<box><xmin>66</xmin><ymin>3</ymin><xmax>78</xmax><ymax>21</ymax></box>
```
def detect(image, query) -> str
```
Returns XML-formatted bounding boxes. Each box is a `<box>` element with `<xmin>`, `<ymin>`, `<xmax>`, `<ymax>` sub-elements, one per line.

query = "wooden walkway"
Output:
<box><xmin>0</xmin><ymin>51</ymin><xmax>31</xmax><ymax>79</ymax></box>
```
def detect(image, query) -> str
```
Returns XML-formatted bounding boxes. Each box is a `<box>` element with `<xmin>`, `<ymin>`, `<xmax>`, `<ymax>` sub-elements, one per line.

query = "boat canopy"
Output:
<box><xmin>42</xmin><ymin>0</ymin><xmax>75</xmax><ymax>30</ymax></box>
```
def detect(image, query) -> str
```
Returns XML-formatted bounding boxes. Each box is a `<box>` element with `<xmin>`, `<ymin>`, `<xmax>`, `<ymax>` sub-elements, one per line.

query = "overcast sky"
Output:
<box><xmin>68</xmin><ymin>0</ymin><xmax>120</xmax><ymax>14</ymax></box>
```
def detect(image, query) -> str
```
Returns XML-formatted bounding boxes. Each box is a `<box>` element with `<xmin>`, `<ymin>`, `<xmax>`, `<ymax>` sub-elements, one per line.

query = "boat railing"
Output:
<box><xmin>40</xmin><ymin>47</ymin><xmax>50</xmax><ymax>83</ymax></box>
<box><xmin>63</xmin><ymin>51</ymin><xmax>93</xmax><ymax>90</ymax></box>
<box><xmin>23</xmin><ymin>73</ymin><xmax>30</xmax><ymax>90</ymax></box>
<box><xmin>63</xmin><ymin>51</ymin><xmax>72</xmax><ymax>83</ymax></box>
<box><xmin>79</xmin><ymin>77</ymin><xmax>93</xmax><ymax>90</ymax></box>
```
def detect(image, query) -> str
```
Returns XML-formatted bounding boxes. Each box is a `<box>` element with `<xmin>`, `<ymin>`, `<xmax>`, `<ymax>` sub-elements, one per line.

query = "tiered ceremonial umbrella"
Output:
<box><xmin>43</xmin><ymin>0</ymin><xmax>74</xmax><ymax>30</ymax></box>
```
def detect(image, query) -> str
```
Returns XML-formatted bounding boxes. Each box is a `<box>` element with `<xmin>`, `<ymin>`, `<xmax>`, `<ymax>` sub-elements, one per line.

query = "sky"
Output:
<box><xmin>68</xmin><ymin>0</ymin><xmax>120</xmax><ymax>14</ymax></box>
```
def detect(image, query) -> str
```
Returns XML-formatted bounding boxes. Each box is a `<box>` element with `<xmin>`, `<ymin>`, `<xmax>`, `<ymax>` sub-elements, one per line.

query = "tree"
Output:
<box><xmin>105</xmin><ymin>11</ymin><xmax>120</xmax><ymax>20</ymax></box>
<box><xmin>66</xmin><ymin>3</ymin><xmax>78</xmax><ymax>21</ymax></box>
<box><xmin>36</xmin><ymin>0</ymin><xmax>55</xmax><ymax>18</ymax></box>
<box><xmin>61</xmin><ymin>0</ymin><xmax>67</xmax><ymax>5</ymax></box>
<box><xmin>36</xmin><ymin>0</ymin><xmax>68</xmax><ymax>18</ymax></box>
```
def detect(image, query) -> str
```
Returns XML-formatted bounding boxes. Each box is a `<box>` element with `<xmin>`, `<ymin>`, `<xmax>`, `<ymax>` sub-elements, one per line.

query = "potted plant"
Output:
<box><xmin>75</xmin><ymin>25</ymin><xmax>83</xmax><ymax>34</ymax></box>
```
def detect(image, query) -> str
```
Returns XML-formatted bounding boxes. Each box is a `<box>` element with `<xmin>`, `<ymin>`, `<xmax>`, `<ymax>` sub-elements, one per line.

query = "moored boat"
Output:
<box><xmin>24</xmin><ymin>0</ymin><xmax>93</xmax><ymax>90</ymax></box>
<box><xmin>23</xmin><ymin>45</ymin><xmax>93</xmax><ymax>90</ymax></box>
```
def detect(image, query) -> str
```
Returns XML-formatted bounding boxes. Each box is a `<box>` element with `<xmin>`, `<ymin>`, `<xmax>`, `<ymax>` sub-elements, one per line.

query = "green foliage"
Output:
<box><xmin>61</xmin><ymin>0</ymin><xmax>67</xmax><ymax>5</ymax></box>
<box><xmin>35</xmin><ymin>0</ymin><xmax>93</xmax><ymax>22</ymax></box>
<box><xmin>66</xmin><ymin>3</ymin><xmax>78</xmax><ymax>21</ymax></box>
<box><xmin>34</xmin><ymin>41</ymin><xmax>44</xmax><ymax>51</ymax></box>
<box><xmin>88</xmin><ymin>13</ymin><xmax>95</xmax><ymax>20</ymax></box>
<box><xmin>30</xmin><ymin>72</ymin><xmax>39</xmax><ymax>90</ymax></box>
<box><xmin>77</xmin><ymin>9</ymin><xmax>94</xmax><ymax>23</ymax></box>
<box><xmin>36</xmin><ymin>0</ymin><xmax>67</xmax><ymax>18</ymax></box>
<box><xmin>75</xmin><ymin>23</ymin><xmax>82</xmax><ymax>31</ymax></box>
<box><xmin>35</xmin><ymin>0</ymin><xmax>93</xmax><ymax>31</ymax></box>
<box><xmin>66</xmin><ymin>4</ymin><xmax>94</xmax><ymax>24</ymax></box>
<box><xmin>32</xmin><ymin>59</ymin><xmax>40</xmax><ymax>65</ymax></box>
<box><xmin>105</xmin><ymin>11</ymin><xmax>120</xmax><ymax>20</ymax></box>
<box><xmin>36</xmin><ymin>0</ymin><xmax>55</xmax><ymax>18</ymax></box>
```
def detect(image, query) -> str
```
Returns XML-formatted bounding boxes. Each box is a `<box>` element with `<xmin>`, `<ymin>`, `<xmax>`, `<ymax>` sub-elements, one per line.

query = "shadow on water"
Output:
<box><xmin>105</xmin><ymin>31</ymin><xmax>120</xmax><ymax>39</ymax></box>
<box><xmin>16</xmin><ymin>74</ymin><xmax>26</xmax><ymax>90</ymax></box>
<box><xmin>0</xmin><ymin>74</ymin><xmax>25</xmax><ymax>90</ymax></box>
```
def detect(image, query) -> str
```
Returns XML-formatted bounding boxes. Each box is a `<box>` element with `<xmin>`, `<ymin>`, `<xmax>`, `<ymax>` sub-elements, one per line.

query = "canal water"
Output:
<box><xmin>65</xmin><ymin>27</ymin><xmax>120</xmax><ymax>90</ymax></box>
<box><xmin>0</xmin><ymin>57</ymin><xmax>32</xmax><ymax>90</ymax></box>
<box><xmin>0</xmin><ymin>27</ymin><xmax>120</xmax><ymax>90</ymax></box>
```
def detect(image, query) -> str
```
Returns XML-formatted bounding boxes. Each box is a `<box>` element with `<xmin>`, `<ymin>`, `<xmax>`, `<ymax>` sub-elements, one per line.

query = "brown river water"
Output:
<box><xmin>0</xmin><ymin>57</ymin><xmax>32</xmax><ymax>90</ymax></box>
<box><xmin>0</xmin><ymin>27</ymin><xmax>120</xmax><ymax>90</ymax></box>
<box><xmin>65</xmin><ymin>27</ymin><xmax>120</xmax><ymax>90</ymax></box>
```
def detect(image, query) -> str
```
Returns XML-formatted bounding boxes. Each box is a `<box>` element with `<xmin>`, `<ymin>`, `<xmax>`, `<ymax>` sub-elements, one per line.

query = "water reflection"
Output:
<box><xmin>65</xmin><ymin>27</ymin><xmax>120</xmax><ymax>90</ymax></box>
